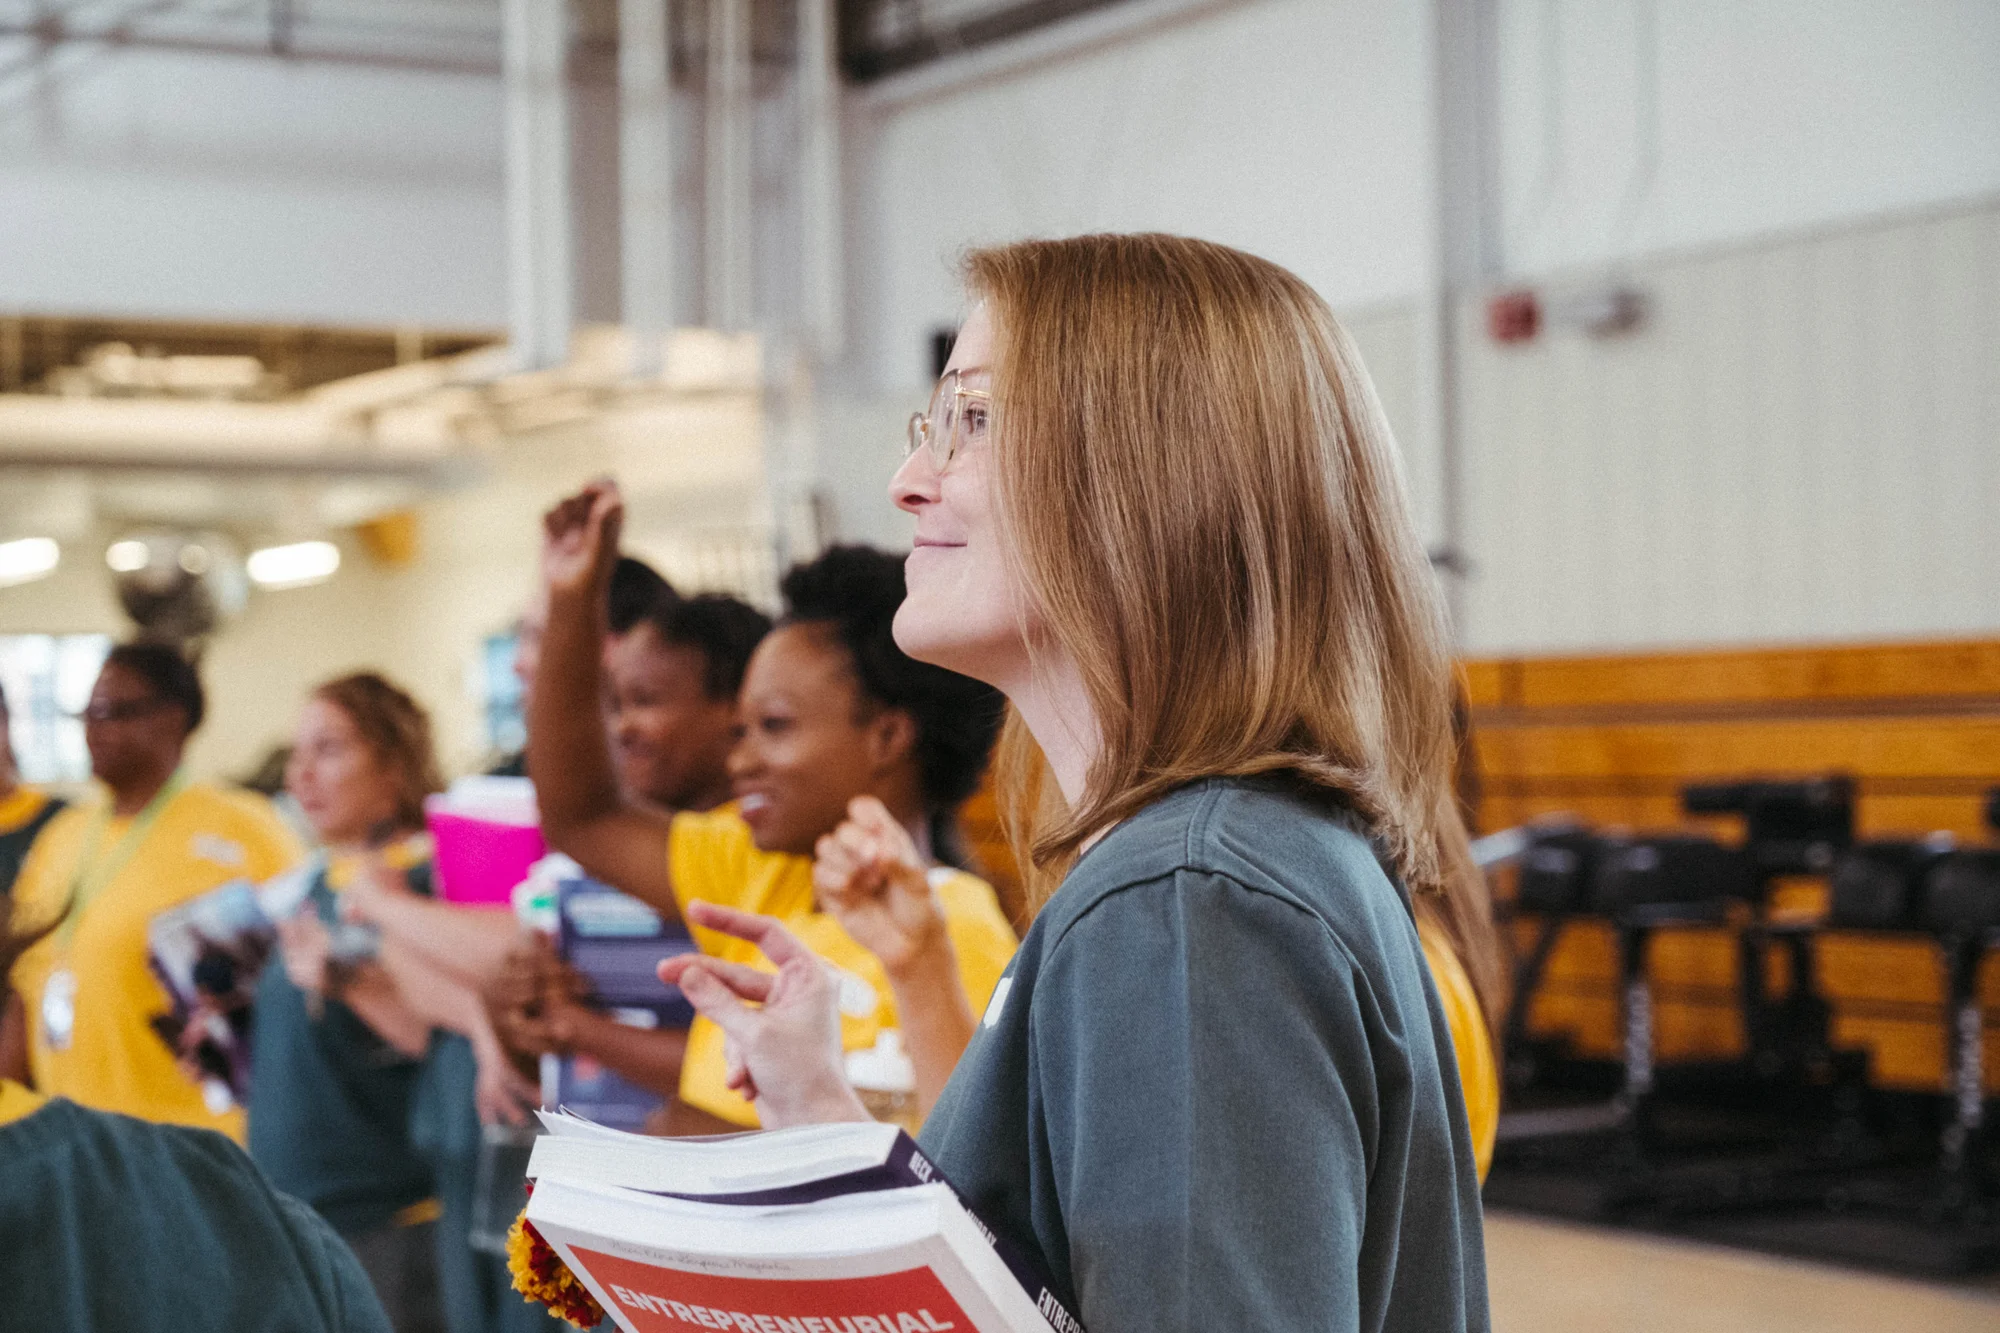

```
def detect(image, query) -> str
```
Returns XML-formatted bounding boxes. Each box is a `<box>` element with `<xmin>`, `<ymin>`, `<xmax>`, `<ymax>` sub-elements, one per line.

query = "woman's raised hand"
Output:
<box><xmin>813</xmin><ymin>796</ymin><xmax>951</xmax><ymax>977</ymax></box>
<box><xmin>541</xmin><ymin>479</ymin><xmax>625</xmax><ymax>601</ymax></box>
<box><xmin>656</xmin><ymin>902</ymin><xmax>870</xmax><ymax>1128</ymax></box>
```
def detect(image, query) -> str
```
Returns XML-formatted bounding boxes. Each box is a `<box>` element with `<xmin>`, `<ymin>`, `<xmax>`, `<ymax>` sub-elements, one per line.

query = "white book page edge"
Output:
<box><xmin>531</xmin><ymin>1114</ymin><xmax>902</xmax><ymax>1192</ymax></box>
<box><xmin>528</xmin><ymin>1180</ymin><xmax>1044</xmax><ymax>1333</ymax></box>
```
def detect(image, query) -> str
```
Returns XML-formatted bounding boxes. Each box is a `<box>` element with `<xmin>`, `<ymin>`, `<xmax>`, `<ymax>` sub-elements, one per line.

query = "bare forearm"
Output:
<box><xmin>884</xmin><ymin>941</ymin><xmax>978</xmax><ymax>1120</ymax></box>
<box><xmin>378</xmin><ymin>937</ymin><xmax>491</xmax><ymax>1044</ymax></box>
<box><xmin>369</xmin><ymin>897</ymin><xmax>519</xmax><ymax>986</ymax></box>
<box><xmin>562</xmin><ymin>1008</ymin><xmax>688</xmax><ymax>1097</ymax></box>
<box><xmin>527</xmin><ymin>582</ymin><xmax>678</xmax><ymax>910</ymax></box>
<box><xmin>528</xmin><ymin>580</ymin><xmax>620</xmax><ymax>840</ymax></box>
<box><xmin>338</xmin><ymin>968</ymin><xmax>432</xmax><ymax>1059</ymax></box>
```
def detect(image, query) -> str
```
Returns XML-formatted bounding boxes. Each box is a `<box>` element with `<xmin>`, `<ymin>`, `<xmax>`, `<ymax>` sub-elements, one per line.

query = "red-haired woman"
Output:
<box><xmin>645</xmin><ymin>235</ymin><xmax>1501</xmax><ymax>1333</ymax></box>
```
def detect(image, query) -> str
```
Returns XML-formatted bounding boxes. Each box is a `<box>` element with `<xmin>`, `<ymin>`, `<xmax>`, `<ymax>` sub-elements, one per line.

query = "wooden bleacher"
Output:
<box><xmin>1465</xmin><ymin>637</ymin><xmax>2000</xmax><ymax>1091</ymax></box>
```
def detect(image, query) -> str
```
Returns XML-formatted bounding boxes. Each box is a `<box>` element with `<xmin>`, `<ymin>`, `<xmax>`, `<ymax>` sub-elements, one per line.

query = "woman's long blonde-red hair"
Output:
<box><xmin>971</xmin><ymin>233</ymin><xmax>1506</xmax><ymax>1022</ymax></box>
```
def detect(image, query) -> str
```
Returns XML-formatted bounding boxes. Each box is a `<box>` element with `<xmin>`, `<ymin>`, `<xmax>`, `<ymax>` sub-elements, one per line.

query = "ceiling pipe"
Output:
<box><xmin>504</xmin><ymin>0</ymin><xmax>574</xmax><ymax>372</ymax></box>
<box><xmin>798</xmin><ymin>0</ymin><xmax>845</xmax><ymax>358</ymax></box>
<box><xmin>705</xmin><ymin>0</ymin><xmax>754</xmax><ymax>332</ymax></box>
<box><xmin>619</xmin><ymin>0</ymin><xmax>674</xmax><ymax>377</ymax></box>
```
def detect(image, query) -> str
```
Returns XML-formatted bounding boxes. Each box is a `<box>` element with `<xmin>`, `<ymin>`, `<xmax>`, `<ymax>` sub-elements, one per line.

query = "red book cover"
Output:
<box><xmin>526</xmin><ymin>1176</ymin><xmax>1059</xmax><ymax>1333</ymax></box>
<box><xmin>578</xmin><ymin>1246</ymin><xmax>972</xmax><ymax>1333</ymax></box>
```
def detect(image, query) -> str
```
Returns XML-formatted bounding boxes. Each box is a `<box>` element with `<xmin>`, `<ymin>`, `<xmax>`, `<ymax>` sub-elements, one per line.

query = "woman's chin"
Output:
<box><xmin>892</xmin><ymin>596</ymin><xmax>986</xmax><ymax>675</ymax></box>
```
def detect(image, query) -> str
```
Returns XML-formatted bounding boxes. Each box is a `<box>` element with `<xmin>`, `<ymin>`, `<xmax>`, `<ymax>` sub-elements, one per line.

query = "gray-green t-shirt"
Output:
<box><xmin>919</xmin><ymin>776</ymin><xmax>1489</xmax><ymax>1333</ymax></box>
<box><xmin>0</xmin><ymin>1097</ymin><xmax>392</xmax><ymax>1333</ymax></box>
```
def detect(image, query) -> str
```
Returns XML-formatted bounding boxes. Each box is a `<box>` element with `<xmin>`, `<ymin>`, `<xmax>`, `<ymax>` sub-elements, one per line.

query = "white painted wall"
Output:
<box><xmin>0</xmin><ymin>38</ymin><xmax>793</xmax><ymax>334</ymax></box>
<box><xmin>1493</xmin><ymin>0</ymin><xmax>2000</xmax><ymax>277</ymax></box>
<box><xmin>843</xmin><ymin>0</ymin><xmax>2000</xmax><ymax>393</ymax></box>
<box><xmin>1457</xmin><ymin>195</ymin><xmax>2000</xmax><ymax>654</ymax></box>
<box><xmin>0</xmin><ymin>47</ymin><xmax>508</xmax><ymax>327</ymax></box>
<box><xmin>834</xmin><ymin>0</ymin><xmax>2000</xmax><ymax>653</ymax></box>
<box><xmin>840</xmin><ymin>0</ymin><xmax>1434</xmax><ymax>395</ymax></box>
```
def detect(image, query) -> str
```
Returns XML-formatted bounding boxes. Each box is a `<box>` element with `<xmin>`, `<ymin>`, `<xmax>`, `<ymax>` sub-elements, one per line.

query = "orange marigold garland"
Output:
<box><xmin>508</xmin><ymin>1183</ymin><xmax>607</xmax><ymax>1329</ymax></box>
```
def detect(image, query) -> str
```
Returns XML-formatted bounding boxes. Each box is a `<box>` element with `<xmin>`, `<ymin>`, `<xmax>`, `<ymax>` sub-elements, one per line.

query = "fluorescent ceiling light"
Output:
<box><xmin>247</xmin><ymin>540</ymin><xmax>341</xmax><ymax>589</ymax></box>
<box><xmin>105</xmin><ymin>539</ymin><xmax>151</xmax><ymax>573</ymax></box>
<box><xmin>0</xmin><ymin>537</ymin><xmax>60</xmax><ymax>587</ymax></box>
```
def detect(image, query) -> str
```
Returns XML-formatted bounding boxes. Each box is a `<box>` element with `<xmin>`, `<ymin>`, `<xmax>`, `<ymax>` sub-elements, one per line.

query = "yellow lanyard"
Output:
<box><xmin>52</xmin><ymin>771</ymin><xmax>187</xmax><ymax>955</ymax></box>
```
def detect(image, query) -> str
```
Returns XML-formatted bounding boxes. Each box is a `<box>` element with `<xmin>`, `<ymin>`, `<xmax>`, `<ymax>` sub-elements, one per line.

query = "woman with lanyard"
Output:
<box><xmin>655</xmin><ymin>235</ymin><xmax>1500</xmax><ymax>1333</ymax></box>
<box><xmin>1</xmin><ymin>642</ymin><xmax>301</xmax><ymax>1139</ymax></box>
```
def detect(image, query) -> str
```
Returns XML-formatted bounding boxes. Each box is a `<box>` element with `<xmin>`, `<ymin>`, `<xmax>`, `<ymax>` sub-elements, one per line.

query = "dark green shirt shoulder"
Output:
<box><xmin>0</xmin><ymin>1097</ymin><xmax>391</xmax><ymax>1333</ymax></box>
<box><xmin>921</xmin><ymin>777</ymin><xmax>1489</xmax><ymax>1333</ymax></box>
<box><xmin>248</xmin><ymin>859</ymin><xmax>436</xmax><ymax>1234</ymax></box>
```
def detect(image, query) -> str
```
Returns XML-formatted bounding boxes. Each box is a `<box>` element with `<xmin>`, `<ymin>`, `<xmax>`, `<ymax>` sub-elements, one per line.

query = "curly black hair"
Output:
<box><xmin>104</xmin><ymin>641</ymin><xmax>205</xmax><ymax>734</ymax></box>
<box><xmin>648</xmin><ymin>593</ymin><xmax>772</xmax><ymax>702</ymax></box>
<box><xmin>780</xmin><ymin>546</ymin><xmax>1005</xmax><ymax>854</ymax></box>
<box><xmin>609</xmin><ymin>556</ymin><xmax>676</xmax><ymax>635</ymax></box>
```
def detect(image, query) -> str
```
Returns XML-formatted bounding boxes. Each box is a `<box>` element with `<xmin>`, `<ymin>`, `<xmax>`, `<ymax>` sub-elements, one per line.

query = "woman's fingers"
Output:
<box><xmin>674</xmin><ymin>966</ymin><xmax>767</xmax><ymax>1048</ymax></box>
<box><xmin>848</xmin><ymin>796</ymin><xmax>919</xmax><ymax>862</ymax></box>
<box><xmin>585</xmin><ymin>483</ymin><xmax>625</xmax><ymax>554</ymax></box>
<box><xmin>658</xmin><ymin>954</ymin><xmax>780</xmax><ymax>1011</ymax></box>
<box><xmin>679</xmin><ymin>956</ymin><xmax>779</xmax><ymax>1002</ymax></box>
<box><xmin>680</xmin><ymin>902</ymin><xmax>820</xmax><ymax>969</ymax></box>
<box><xmin>812</xmin><ymin>836</ymin><xmax>858</xmax><ymax>893</ymax></box>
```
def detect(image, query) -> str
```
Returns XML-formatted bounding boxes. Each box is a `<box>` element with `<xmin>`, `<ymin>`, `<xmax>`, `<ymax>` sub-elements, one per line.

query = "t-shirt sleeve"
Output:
<box><xmin>231</xmin><ymin>792</ymin><xmax>307</xmax><ymax>882</ymax></box>
<box><xmin>668</xmin><ymin>810</ymin><xmax>752</xmax><ymax>914</ymax></box>
<box><xmin>9</xmin><ymin>805</ymin><xmax>75</xmax><ymax>918</ymax></box>
<box><xmin>270</xmin><ymin>1188</ymin><xmax>397</xmax><ymax>1333</ymax></box>
<box><xmin>1031</xmin><ymin>870</ymin><xmax>1378</xmax><ymax>1333</ymax></box>
<box><xmin>1419</xmin><ymin>923</ymin><xmax>1498</xmax><ymax>1181</ymax></box>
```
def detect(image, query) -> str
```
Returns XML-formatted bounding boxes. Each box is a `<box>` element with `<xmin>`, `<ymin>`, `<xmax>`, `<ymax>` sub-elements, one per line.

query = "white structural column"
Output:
<box><xmin>796</xmin><ymin>0</ymin><xmax>843</xmax><ymax>356</ymax></box>
<box><xmin>619</xmin><ymin>0</ymin><xmax>674</xmax><ymax>376</ymax></box>
<box><xmin>706</xmin><ymin>0</ymin><xmax>753</xmax><ymax>330</ymax></box>
<box><xmin>1419</xmin><ymin>0</ymin><xmax>1500</xmax><ymax>631</ymax></box>
<box><xmin>503</xmin><ymin>0</ymin><xmax>573</xmax><ymax>371</ymax></box>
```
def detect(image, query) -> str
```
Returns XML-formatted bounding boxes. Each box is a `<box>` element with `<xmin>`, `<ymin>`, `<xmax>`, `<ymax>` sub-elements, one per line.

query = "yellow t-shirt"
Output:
<box><xmin>0</xmin><ymin>785</ymin><xmax>55</xmax><ymax>837</ymax></box>
<box><xmin>0</xmin><ymin>1077</ymin><xmax>47</xmax><ymax>1127</ymax></box>
<box><xmin>1418</xmin><ymin>921</ymin><xmax>1499</xmax><ymax>1181</ymax></box>
<box><xmin>666</xmin><ymin>808</ymin><xmax>1019</xmax><ymax>1128</ymax></box>
<box><xmin>9</xmin><ymin>781</ymin><xmax>303</xmax><ymax>1142</ymax></box>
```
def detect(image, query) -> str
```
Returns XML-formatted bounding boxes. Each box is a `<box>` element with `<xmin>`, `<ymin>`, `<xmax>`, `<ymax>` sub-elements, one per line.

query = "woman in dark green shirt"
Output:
<box><xmin>252</xmin><ymin>673</ymin><xmax>455</xmax><ymax>1330</ymax></box>
<box><xmin>631</xmin><ymin>234</ymin><xmax>1504</xmax><ymax>1332</ymax></box>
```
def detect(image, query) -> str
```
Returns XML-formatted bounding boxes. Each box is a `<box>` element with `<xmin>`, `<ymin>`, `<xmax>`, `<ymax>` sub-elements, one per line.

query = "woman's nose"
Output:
<box><xmin>890</xmin><ymin>448</ymin><xmax>939</xmax><ymax>514</ymax></box>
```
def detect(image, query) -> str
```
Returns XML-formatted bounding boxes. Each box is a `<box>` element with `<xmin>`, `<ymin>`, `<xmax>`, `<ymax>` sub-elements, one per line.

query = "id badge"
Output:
<box><xmin>41</xmin><ymin>968</ymin><xmax>78</xmax><ymax>1051</ymax></box>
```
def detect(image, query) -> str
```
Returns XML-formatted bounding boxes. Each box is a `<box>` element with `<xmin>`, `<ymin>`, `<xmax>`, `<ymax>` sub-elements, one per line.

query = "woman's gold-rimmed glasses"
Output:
<box><xmin>906</xmin><ymin>369</ymin><xmax>991</xmax><ymax>474</ymax></box>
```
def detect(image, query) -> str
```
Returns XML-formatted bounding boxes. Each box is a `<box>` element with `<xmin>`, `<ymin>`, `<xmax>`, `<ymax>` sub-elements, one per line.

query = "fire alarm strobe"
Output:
<box><xmin>1486</xmin><ymin>290</ymin><xmax>1541</xmax><ymax>344</ymax></box>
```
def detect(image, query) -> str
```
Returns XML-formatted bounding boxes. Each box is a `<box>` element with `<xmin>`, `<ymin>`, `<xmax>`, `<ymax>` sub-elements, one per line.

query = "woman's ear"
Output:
<box><xmin>865</xmin><ymin>707</ymin><xmax>919</xmax><ymax>774</ymax></box>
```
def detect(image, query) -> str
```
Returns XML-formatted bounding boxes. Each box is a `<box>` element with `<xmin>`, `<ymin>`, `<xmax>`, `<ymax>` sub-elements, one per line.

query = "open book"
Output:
<box><xmin>145</xmin><ymin>877</ymin><xmax>274</xmax><ymax>1111</ymax></box>
<box><xmin>525</xmin><ymin>1114</ymin><xmax>1081</xmax><ymax>1333</ymax></box>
